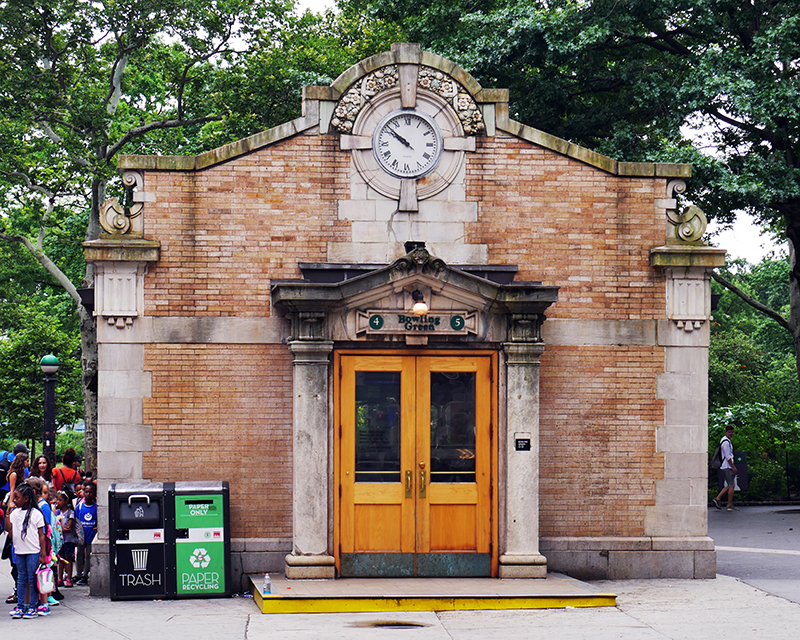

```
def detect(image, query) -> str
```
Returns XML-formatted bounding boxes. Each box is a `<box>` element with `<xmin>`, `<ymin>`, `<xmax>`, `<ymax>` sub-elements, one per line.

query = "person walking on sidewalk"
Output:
<box><xmin>713</xmin><ymin>426</ymin><xmax>739</xmax><ymax>511</ymax></box>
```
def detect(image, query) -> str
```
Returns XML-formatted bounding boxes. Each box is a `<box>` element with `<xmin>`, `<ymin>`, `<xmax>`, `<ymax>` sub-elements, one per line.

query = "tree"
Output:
<box><xmin>0</xmin><ymin>0</ymin><xmax>295</xmax><ymax>472</ymax></box>
<box><xmin>0</xmin><ymin>305</ymin><xmax>83</xmax><ymax>448</ymax></box>
<box><xmin>343</xmin><ymin>0</ymin><xmax>800</xmax><ymax>391</ymax></box>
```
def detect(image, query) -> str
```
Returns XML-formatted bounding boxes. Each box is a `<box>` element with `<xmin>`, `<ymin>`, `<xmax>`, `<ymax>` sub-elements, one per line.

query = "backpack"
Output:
<box><xmin>711</xmin><ymin>436</ymin><xmax>729</xmax><ymax>469</ymax></box>
<box><xmin>55</xmin><ymin>466</ymin><xmax>80</xmax><ymax>500</ymax></box>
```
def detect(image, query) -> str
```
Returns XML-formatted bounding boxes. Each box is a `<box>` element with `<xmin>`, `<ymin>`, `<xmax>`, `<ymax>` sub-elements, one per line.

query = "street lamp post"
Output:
<box><xmin>40</xmin><ymin>354</ymin><xmax>60</xmax><ymax>467</ymax></box>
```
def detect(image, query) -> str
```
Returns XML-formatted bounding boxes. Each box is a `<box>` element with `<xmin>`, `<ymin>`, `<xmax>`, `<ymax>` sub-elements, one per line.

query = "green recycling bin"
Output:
<box><xmin>172</xmin><ymin>481</ymin><xmax>231</xmax><ymax>597</ymax></box>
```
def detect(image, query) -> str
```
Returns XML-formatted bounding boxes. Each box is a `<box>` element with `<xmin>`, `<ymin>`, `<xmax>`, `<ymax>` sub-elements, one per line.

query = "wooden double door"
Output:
<box><xmin>335</xmin><ymin>352</ymin><xmax>495</xmax><ymax>577</ymax></box>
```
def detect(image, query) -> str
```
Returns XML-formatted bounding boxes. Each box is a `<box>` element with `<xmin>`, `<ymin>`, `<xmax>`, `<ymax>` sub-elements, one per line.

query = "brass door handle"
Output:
<box><xmin>405</xmin><ymin>470</ymin><xmax>413</xmax><ymax>498</ymax></box>
<box><xmin>419</xmin><ymin>469</ymin><xmax>427</xmax><ymax>498</ymax></box>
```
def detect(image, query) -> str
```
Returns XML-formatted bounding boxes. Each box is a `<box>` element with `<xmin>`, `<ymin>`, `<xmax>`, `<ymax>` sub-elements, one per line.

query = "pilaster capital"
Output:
<box><xmin>288</xmin><ymin>340</ymin><xmax>333</xmax><ymax>363</ymax></box>
<box><xmin>502</xmin><ymin>341</ymin><xmax>546</xmax><ymax>365</ymax></box>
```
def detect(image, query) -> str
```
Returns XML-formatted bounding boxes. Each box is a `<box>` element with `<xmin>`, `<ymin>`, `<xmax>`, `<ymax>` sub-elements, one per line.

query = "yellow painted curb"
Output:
<box><xmin>252</xmin><ymin>589</ymin><xmax>617</xmax><ymax>614</ymax></box>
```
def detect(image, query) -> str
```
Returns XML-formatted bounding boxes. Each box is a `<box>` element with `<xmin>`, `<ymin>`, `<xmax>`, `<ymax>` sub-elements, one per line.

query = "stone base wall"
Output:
<box><xmin>91</xmin><ymin>539</ymin><xmax>291</xmax><ymax>597</ymax></box>
<box><xmin>540</xmin><ymin>536</ymin><xmax>716</xmax><ymax>579</ymax></box>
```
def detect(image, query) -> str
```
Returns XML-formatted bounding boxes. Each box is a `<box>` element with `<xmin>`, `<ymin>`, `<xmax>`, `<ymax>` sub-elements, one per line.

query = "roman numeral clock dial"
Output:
<box><xmin>373</xmin><ymin>110</ymin><xmax>443</xmax><ymax>179</ymax></box>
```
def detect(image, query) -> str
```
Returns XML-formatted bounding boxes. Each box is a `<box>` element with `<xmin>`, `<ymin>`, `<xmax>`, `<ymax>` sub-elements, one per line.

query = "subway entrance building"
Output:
<box><xmin>85</xmin><ymin>44</ymin><xmax>724</xmax><ymax>593</ymax></box>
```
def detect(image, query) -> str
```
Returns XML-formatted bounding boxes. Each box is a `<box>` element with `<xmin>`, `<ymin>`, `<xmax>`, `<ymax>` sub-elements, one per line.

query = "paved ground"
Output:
<box><xmin>709</xmin><ymin>504</ymin><xmax>800</xmax><ymax>603</ymax></box>
<box><xmin>1</xmin><ymin>505</ymin><xmax>799</xmax><ymax>638</ymax></box>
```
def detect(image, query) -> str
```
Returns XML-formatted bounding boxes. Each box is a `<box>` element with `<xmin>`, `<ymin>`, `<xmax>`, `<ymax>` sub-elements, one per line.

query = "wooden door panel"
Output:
<box><xmin>430</xmin><ymin>505</ymin><xmax>477</xmax><ymax>550</ymax></box>
<box><xmin>354</xmin><ymin>505</ymin><xmax>403</xmax><ymax>551</ymax></box>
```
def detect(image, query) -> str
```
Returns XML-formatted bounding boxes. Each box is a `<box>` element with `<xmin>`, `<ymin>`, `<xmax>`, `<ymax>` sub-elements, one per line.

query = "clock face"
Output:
<box><xmin>373</xmin><ymin>110</ymin><xmax>443</xmax><ymax>179</ymax></box>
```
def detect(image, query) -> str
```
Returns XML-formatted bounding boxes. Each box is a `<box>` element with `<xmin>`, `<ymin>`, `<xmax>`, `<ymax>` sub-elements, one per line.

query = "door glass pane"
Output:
<box><xmin>430</xmin><ymin>371</ymin><xmax>476</xmax><ymax>483</ymax></box>
<box><xmin>355</xmin><ymin>371</ymin><xmax>401</xmax><ymax>482</ymax></box>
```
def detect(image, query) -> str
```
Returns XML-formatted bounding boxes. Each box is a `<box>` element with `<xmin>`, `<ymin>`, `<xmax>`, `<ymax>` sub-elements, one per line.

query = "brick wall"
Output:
<box><xmin>538</xmin><ymin>345</ymin><xmax>666</xmax><ymax>537</ymax></box>
<box><xmin>142</xmin><ymin>344</ymin><xmax>294</xmax><ymax>539</ymax></box>
<box><xmin>467</xmin><ymin>134</ymin><xmax>667</xmax><ymax>320</ymax></box>
<box><xmin>467</xmin><ymin>135</ymin><xmax>668</xmax><ymax>536</ymax></box>
<box><xmin>136</xmin><ymin>131</ymin><xmax>669</xmax><ymax>542</ymax></box>
<box><xmin>142</xmin><ymin>135</ymin><xmax>350</xmax><ymax>316</ymax></box>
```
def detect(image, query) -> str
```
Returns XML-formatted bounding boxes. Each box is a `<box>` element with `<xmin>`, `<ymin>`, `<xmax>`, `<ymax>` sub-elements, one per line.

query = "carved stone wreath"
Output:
<box><xmin>331</xmin><ymin>65</ymin><xmax>484</xmax><ymax>136</ymax></box>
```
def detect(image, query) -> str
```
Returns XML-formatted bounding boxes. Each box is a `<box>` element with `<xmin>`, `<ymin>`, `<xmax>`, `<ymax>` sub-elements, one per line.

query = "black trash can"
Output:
<box><xmin>109</xmin><ymin>482</ymin><xmax>172</xmax><ymax>600</ymax></box>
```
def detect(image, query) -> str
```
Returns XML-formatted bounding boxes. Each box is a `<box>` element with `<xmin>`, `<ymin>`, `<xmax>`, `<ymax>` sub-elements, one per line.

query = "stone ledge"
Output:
<box><xmin>118</xmin><ymin>113</ymin><xmax>319</xmax><ymax>172</ymax></box>
<box><xmin>542</xmin><ymin>546</ymin><xmax>716</xmax><ymax>580</ymax></box>
<box><xmin>650</xmin><ymin>245</ymin><xmax>727</xmax><ymax>268</ymax></box>
<box><xmin>495</xmin><ymin>116</ymin><xmax>691</xmax><ymax>177</ymax></box>
<box><xmin>230</xmin><ymin>538</ymin><xmax>292</xmax><ymax>553</ymax></box>
<box><xmin>540</xmin><ymin>536</ymin><xmax>715</xmax><ymax>551</ymax></box>
<box><xmin>84</xmin><ymin>238</ymin><xmax>160</xmax><ymax>263</ymax></box>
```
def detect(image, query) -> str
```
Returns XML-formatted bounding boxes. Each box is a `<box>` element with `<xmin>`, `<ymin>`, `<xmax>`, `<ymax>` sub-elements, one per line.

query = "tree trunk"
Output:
<box><xmin>79</xmin><ymin>305</ymin><xmax>98</xmax><ymax>474</ymax></box>
<box><xmin>790</xmin><ymin>240</ymin><xmax>800</xmax><ymax>395</ymax></box>
<box><xmin>80</xmin><ymin>176</ymin><xmax>104</xmax><ymax>475</ymax></box>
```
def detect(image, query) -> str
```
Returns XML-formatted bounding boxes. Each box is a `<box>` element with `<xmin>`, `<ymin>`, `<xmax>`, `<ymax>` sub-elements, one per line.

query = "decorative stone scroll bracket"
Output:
<box><xmin>99</xmin><ymin>171</ymin><xmax>156</xmax><ymax>238</ymax></box>
<box><xmin>657</xmin><ymin>179</ymin><xmax>708</xmax><ymax>244</ymax></box>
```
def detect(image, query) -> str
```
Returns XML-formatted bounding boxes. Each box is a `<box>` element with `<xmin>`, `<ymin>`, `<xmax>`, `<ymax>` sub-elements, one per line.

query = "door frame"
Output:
<box><xmin>333</xmin><ymin>348</ymin><xmax>499</xmax><ymax>577</ymax></box>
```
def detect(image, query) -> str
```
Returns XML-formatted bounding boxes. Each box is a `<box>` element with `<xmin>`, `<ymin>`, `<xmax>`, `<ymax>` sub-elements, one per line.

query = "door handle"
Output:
<box><xmin>419</xmin><ymin>469</ymin><xmax>427</xmax><ymax>498</ymax></box>
<box><xmin>405</xmin><ymin>470</ymin><xmax>413</xmax><ymax>498</ymax></box>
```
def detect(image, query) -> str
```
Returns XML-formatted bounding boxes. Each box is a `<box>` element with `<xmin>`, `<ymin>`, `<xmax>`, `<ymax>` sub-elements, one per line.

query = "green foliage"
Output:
<box><xmin>57</xmin><ymin>429</ymin><xmax>84</xmax><ymax>460</ymax></box>
<box><xmin>710</xmin><ymin>255</ymin><xmax>798</xmax><ymax>412</ymax></box>
<box><xmin>0</xmin><ymin>306</ymin><xmax>83</xmax><ymax>445</ymax></box>
<box><xmin>710</xmin><ymin>404</ymin><xmax>800</xmax><ymax>500</ymax></box>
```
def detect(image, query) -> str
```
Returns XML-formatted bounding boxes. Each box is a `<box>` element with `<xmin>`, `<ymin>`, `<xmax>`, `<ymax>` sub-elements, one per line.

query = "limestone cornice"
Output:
<box><xmin>650</xmin><ymin>245</ymin><xmax>727</xmax><ymax>268</ymax></box>
<box><xmin>83</xmin><ymin>238</ymin><xmax>160</xmax><ymax>263</ymax></box>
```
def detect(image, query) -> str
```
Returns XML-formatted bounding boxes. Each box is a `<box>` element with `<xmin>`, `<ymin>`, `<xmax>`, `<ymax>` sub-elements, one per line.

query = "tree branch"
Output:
<box><xmin>0</xmin><ymin>232</ymin><xmax>81</xmax><ymax>306</ymax></box>
<box><xmin>105</xmin><ymin>116</ymin><xmax>222</xmax><ymax>159</ymax></box>
<box><xmin>711</xmin><ymin>271</ymin><xmax>795</xmax><ymax>335</ymax></box>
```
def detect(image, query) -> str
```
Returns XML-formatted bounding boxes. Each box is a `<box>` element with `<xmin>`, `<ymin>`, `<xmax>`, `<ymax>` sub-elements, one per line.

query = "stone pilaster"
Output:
<box><xmin>285</xmin><ymin>340</ymin><xmax>336</xmax><ymax>579</ymax></box>
<box><xmin>500</xmin><ymin>341</ymin><xmax>547</xmax><ymax>578</ymax></box>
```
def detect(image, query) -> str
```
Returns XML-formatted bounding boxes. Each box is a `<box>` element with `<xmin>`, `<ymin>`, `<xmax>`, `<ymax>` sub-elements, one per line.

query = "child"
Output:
<box><xmin>4</xmin><ymin>483</ymin><xmax>46</xmax><ymax>619</ymax></box>
<box><xmin>55</xmin><ymin>491</ymin><xmax>77</xmax><ymax>588</ymax></box>
<box><xmin>26</xmin><ymin>477</ymin><xmax>55</xmax><ymax>615</ymax></box>
<box><xmin>75</xmin><ymin>480</ymin><xmax>97</xmax><ymax>585</ymax></box>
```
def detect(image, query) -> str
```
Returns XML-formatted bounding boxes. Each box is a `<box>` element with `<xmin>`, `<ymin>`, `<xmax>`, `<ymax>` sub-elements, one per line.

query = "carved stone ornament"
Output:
<box><xmin>389</xmin><ymin>247</ymin><xmax>447</xmax><ymax>280</ymax></box>
<box><xmin>508</xmin><ymin>314</ymin><xmax>544</xmax><ymax>343</ymax></box>
<box><xmin>94</xmin><ymin>262</ymin><xmax>147</xmax><ymax>329</ymax></box>
<box><xmin>666</xmin><ymin>275</ymin><xmax>708</xmax><ymax>332</ymax></box>
<box><xmin>331</xmin><ymin>65</ymin><xmax>484</xmax><ymax>136</ymax></box>
<box><xmin>665</xmin><ymin>179</ymin><xmax>707</xmax><ymax>243</ymax></box>
<box><xmin>100</xmin><ymin>197</ymin><xmax>143</xmax><ymax>236</ymax></box>
<box><xmin>99</xmin><ymin>170</ymin><xmax>155</xmax><ymax>237</ymax></box>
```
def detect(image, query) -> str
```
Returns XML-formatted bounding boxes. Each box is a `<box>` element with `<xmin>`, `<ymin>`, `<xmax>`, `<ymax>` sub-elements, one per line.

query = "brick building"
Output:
<box><xmin>85</xmin><ymin>44</ymin><xmax>724</xmax><ymax>594</ymax></box>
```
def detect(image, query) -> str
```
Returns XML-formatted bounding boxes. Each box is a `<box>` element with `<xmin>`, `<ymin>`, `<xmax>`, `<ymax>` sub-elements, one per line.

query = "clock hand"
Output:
<box><xmin>386</xmin><ymin>127</ymin><xmax>413</xmax><ymax>148</ymax></box>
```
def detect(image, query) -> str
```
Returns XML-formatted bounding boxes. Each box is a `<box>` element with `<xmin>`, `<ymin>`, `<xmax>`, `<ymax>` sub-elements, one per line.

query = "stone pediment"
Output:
<box><xmin>272</xmin><ymin>248</ymin><xmax>558</xmax><ymax>344</ymax></box>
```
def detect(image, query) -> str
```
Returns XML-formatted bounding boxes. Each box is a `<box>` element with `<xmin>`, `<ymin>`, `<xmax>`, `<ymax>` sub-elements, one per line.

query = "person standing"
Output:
<box><xmin>713</xmin><ymin>426</ymin><xmax>739</xmax><ymax>511</ymax></box>
<box><xmin>52</xmin><ymin>449</ymin><xmax>81</xmax><ymax>498</ymax></box>
<box><xmin>74</xmin><ymin>481</ymin><xmax>97</xmax><ymax>585</ymax></box>
<box><xmin>4</xmin><ymin>483</ymin><xmax>47</xmax><ymax>618</ymax></box>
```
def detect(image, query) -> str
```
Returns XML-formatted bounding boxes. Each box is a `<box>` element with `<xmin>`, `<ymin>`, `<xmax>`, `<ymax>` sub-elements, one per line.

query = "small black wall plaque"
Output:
<box><xmin>515</xmin><ymin>438</ymin><xmax>531</xmax><ymax>451</ymax></box>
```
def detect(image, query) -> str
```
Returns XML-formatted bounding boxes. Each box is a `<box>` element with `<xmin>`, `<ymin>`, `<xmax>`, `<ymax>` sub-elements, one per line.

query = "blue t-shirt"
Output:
<box><xmin>75</xmin><ymin>500</ymin><xmax>97</xmax><ymax>545</ymax></box>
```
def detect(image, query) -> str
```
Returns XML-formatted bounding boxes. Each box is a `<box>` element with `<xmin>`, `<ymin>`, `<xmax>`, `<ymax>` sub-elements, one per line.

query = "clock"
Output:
<box><xmin>372</xmin><ymin>109</ymin><xmax>443</xmax><ymax>179</ymax></box>
<box><xmin>345</xmin><ymin>89</ymin><xmax>472</xmax><ymax>204</ymax></box>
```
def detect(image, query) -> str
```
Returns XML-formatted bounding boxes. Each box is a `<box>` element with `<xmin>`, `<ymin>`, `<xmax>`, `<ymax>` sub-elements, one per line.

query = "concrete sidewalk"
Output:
<box><xmin>2</xmin><ymin>567</ymin><xmax>799</xmax><ymax>638</ymax></box>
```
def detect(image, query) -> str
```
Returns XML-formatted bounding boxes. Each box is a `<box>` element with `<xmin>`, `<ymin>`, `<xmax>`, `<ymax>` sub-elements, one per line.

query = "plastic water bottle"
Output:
<box><xmin>262</xmin><ymin>573</ymin><xmax>271</xmax><ymax>596</ymax></box>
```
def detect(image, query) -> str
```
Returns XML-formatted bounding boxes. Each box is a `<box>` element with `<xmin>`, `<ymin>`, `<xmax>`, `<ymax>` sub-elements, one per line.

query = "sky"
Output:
<box><xmin>291</xmin><ymin>0</ymin><xmax>783</xmax><ymax>266</ymax></box>
<box><xmin>708</xmin><ymin>218</ymin><xmax>784</xmax><ymax>264</ymax></box>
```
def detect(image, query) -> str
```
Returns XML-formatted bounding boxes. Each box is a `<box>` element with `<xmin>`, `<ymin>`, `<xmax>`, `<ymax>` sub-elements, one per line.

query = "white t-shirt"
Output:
<box><xmin>9</xmin><ymin>507</ymin><xmax>45</xmax><ymax>555</ymax></box>
<box><xmin>720</xmin><ymin>437</ymin><xmax>734</xmax><ymax>470</ymax></box>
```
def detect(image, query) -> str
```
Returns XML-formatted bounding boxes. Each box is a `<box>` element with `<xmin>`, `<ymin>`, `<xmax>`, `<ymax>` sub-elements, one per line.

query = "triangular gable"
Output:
<box><xmin>118</xmin><ymin>44</ymin><xmax>689</xmax><ymax>179</ymax></box>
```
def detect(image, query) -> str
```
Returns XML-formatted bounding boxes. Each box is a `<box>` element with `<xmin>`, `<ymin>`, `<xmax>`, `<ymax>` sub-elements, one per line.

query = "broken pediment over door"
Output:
<box><xmin>271</xmin><ymin>247</ymin><xmax>559</xmax><ymax>346</ymax></box>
